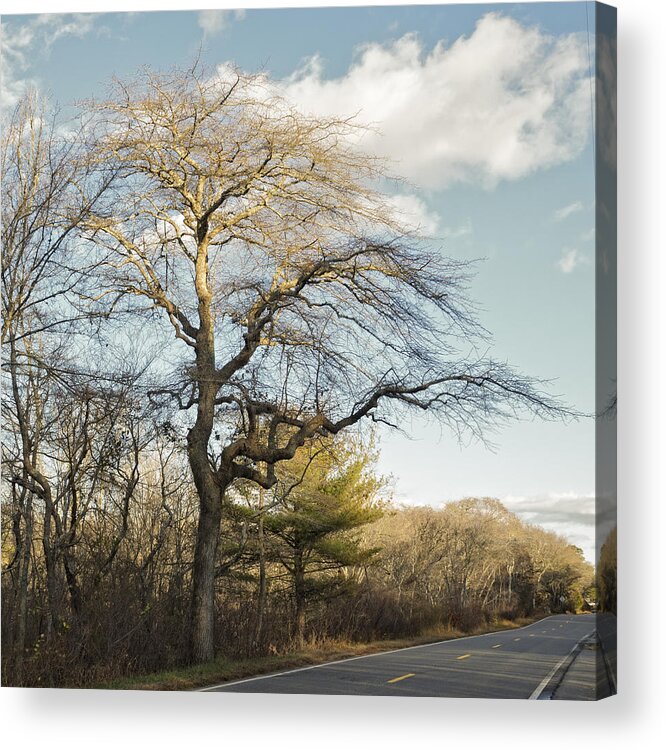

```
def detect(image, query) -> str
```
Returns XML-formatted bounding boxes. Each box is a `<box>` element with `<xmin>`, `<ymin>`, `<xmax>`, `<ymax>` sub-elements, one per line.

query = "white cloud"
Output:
<box><xmin>505</xmin><ymin>491</ymin><xmax>596</xmax><ymax>525</ymax></box>
<box><xmin>198</xmin><ymin>9</ymin><xmax>246</xmax><ymax>38</ymax></box>
<box><xmin>557</xmin><ymin>247</ymin><xmax>587</xmax><ymax>273</ymax></box>
<box><xmin>361</xmin><ymin>192</ymin><xmax>472</xmax><ymax>243</ymax></box>
<box><xmin>277</xmin><ymin>13</ymin><xmax>592</xmax><ymax>189</ymax></box>
<box><xmin>1</xmin><ymin>14</ymin><xmax>99</xmax><ymax>109</ymax></box>
<box><xmin>504</xmin><ymin>492</ymin><xmax>596</xmax><ymax>560</ymax></box>
<box><xmin>442</xmin><ymin>218</ymin><xmax>473</xmax><ymax>240</ymax></box>
<box><xmin>382</xmin><ymin>193</ymin><xmax>442</xmax><ymax>236</ymax></box>
<box><xmin>34</xmin><ymin>13</ymin><xmax>97</xmax><ymax>50</ymax></box>
<box><xmin>554</xmin><ymin>201</ymin><xmax>584</xmax><ymax>221</ymax></box>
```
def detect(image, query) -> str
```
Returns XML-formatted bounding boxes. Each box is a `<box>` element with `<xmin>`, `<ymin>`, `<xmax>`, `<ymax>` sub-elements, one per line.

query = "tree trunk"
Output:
<box><xmin>42</xmin><ymin>504</ymin><xmax>59</xmax><ymax>642</ymax></box>
<box><xmin>13</xmin><ymin>484</ymin><xmax>33</xmax><ymax>684</ymax></box>
<box><xmin>187</xmin><ymin>398</ymin><xmax>223</xmax><ymax>663</ymax></box>
<box><xmin>187</xmin><ymin>400</ymin><xmax>223</xmax><ymax>663</ymax></box>
<box><xmin>255</xmin><ymin>488</ymin><xmax>267</xmax><ymax>650</ymax></box>
<box><xmin>293</xmin><ymin>550</ymin><xmax>306</xmax><ymax>649</ymax></box>
<box><xmin>187</xmin><ymin>232</ymin><xmax>222</xmax><ymax>664</ymax></box>
<box><xmin>190</xmin><ymin>494</ymin><xmax>222</xmax><ymax>663</ymax></box>
<box><xmin>63</xmin><ymin>555</ymin><xmax>83</xmax><ymax>622</ymax></box>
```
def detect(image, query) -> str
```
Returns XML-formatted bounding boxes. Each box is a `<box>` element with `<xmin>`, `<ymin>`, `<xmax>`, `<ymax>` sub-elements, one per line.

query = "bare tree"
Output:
<box><xmin>1</xmin><ymin>91</ymin><xmax>142</xmax><ymax>678</ymax></box>
<box><xmin>78</xmin><ymin>64</ymin><xmax>568</xmax><ymax>662</ymax></box>
<box><xmin>1</xmin><ymin>91</ymin><xmax>114</xmax><ymax>350</ymax></box>
<box><xmin>2</xmin><ymin>93</ymin><xmax>84</xmax><ymax>676</ymax></box>
<box><xmin>361</xmin><ymin>500</ymin><xmax>593</xmax><ymax>634</ymax></box>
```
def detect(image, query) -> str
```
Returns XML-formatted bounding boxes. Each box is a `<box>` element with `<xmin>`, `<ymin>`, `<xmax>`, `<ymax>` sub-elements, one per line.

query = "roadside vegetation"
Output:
<box><xmin>2</xmin><ymin>429</ymin><xmax>593</xmax><ymax>688</ymax></box>
<box><xmin>95</xmin><ymin>617</ymin><xmax>538</xmax><ymax>692</ymax></box>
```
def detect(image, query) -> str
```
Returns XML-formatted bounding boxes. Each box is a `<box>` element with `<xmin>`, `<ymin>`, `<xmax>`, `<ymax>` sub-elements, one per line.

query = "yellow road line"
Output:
<box><xmin>387</xmin><ymin>673</ymin><xmax>416</xmax><ymax>684</ymax></box>
<box><xmin>491</xmin><ymin>644</ymin><xmax>501</xmax><ymax>649</ymax></box>
<box><xmin>457</xmin><ymin>654</ymin><xmax>471</xmax><ymax>660</ymax></box>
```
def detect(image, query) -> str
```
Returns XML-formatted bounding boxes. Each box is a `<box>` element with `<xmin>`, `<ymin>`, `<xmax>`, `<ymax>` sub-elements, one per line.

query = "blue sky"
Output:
<box><xmin>1</xmin><ymin>2</ymin><xmax>599</xmax><ymax>559</ymax></box>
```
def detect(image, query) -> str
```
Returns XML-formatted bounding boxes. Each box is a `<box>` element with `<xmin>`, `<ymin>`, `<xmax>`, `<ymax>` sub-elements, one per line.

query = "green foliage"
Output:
<box><xmin>266</xmin><ymin>433</ymin><xmax>387</xmax><ymax>609</ymax></box>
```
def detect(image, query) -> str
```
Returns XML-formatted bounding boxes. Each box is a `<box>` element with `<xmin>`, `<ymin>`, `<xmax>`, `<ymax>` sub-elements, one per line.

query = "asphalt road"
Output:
<box><xmin>202</xmin><ymin>614</ymin><xmax>600</xmax><ymax>698</ymax></box>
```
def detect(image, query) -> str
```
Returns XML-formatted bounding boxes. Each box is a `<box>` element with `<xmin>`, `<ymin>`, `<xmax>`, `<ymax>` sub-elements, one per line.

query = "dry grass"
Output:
<box><xmin>91</xmin><ymin>617</ymin><xmax>537</xmax><ymax>692</ymax></box>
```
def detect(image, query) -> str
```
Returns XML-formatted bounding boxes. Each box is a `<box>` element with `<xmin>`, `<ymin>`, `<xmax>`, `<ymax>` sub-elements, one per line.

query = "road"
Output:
<box><xmin>202</xmin><ymin>614</ymin><xmax>602</xmax><ymax>699</ymax></box>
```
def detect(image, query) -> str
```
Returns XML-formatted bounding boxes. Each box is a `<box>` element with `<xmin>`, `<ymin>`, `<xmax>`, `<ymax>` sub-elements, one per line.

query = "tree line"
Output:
<box><xmin>2</xmin><ymin>64</ymin><xmax>577</xmax><ymax>686</ymax></box>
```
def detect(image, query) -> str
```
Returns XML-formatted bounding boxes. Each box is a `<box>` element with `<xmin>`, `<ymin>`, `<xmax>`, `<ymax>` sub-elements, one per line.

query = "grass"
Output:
<box><xmin>92</xmin><ymin>617</ymin><xmax>537</xmax><ymax>692</ymax></box>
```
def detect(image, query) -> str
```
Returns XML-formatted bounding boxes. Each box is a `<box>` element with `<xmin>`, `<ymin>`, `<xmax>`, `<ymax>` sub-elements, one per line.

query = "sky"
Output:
<box><xmin>0</xmin><ymin>2</ymin><xmax>599</xmax><ymax>561</ymax></box>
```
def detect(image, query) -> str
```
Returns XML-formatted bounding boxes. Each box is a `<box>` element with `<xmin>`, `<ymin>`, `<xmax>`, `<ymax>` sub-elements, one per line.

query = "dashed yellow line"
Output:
<box><xmin>387</xmin><ymin>673</ymin><xmax>415</xmax><ymax>684</ymax></box>
<box><xmin>457</xmin><ymin>654</ymin><xmax>471</xmax><ymax>660</ymax></box>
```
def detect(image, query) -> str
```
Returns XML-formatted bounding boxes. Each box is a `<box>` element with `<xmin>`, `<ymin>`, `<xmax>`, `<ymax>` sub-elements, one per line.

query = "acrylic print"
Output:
<box><xmin>1</xmin><ymin>2</ymin><xmax>616</xmax><ymax>699</ymax></box>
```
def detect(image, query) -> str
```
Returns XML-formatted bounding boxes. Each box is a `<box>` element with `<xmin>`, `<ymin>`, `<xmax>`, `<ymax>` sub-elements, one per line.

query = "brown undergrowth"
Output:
<box><xmin>92</xmin><ymin>617</ymin><xmax>537</xmax><ymax>692</ymax></box>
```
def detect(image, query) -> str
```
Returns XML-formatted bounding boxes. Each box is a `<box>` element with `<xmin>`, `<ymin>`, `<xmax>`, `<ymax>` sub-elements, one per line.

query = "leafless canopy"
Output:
<box><xmin>80</xmin><ymin>64</ymin><xmax>566</xmax><ymax>490</ymax></box>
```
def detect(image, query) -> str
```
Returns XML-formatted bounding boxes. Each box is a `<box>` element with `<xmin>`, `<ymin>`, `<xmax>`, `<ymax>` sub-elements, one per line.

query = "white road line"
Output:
<box><xmin>528</xmin><ymin>631</ymin><xmax>594</xmax><ymax>700</ymax></box>
<box><xmin>200</xmin><ymin>615</ymin><xmax>590</xmax><ymax>692</ymax></box>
